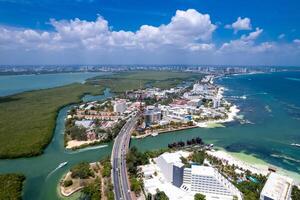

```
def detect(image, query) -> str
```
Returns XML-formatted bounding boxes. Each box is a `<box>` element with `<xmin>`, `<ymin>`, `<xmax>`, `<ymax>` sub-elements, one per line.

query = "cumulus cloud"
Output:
<box><xmin>0</xmin><ymin>9</ymin><xmax>216</xmax><ymax>52</ymax></box>
<box><xmin>0</xmin><ymin>9</ymin><xmax>300</xmax><ymax>65</ymax></box>
<box><xmin>294</xmin><ymin>39</ymin><xmax>300</xmax><ymax>45</ymax></box>
<box><xmin>219</xmin><ymin>28</ymin><xmax>271</xmax><ymax>53</ymax></box>
<box><xmin>225</xmin><ymin>17</ymin><xmax>252</xmax><ymax>33</ymax></box>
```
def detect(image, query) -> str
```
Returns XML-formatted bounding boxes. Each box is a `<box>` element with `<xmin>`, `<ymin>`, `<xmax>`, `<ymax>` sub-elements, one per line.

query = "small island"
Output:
<box><xmin>59</xmin><ymin>159</ymin><xmax>114</xmax><ymax>200</ymax></box>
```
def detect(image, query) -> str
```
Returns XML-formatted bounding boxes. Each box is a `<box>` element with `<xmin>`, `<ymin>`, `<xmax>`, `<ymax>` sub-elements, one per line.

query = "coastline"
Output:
<box><xmin>132</xmin><ymin>125</ymin><xmax>198</xmax><ymax>139</ymax></box>
<box><xmin>196</xmin><ymin>105</ymin><xmax>240</xmax><ymax>128</ymax></box>
<box><xmin>66</xmin><ymin>139</ymin><xmax>102</xmax><ymax>149</ymax></box>
<box><xmin>208</xmin><ymin>148</ymin><xmax>300</xmax><ymax>183</ymax></box>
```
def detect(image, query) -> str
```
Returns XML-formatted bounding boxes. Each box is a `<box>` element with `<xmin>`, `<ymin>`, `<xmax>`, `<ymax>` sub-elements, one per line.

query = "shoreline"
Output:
<box><xmin>208</xmin><ymin>148</ymin><xmax>300</xmax><ymax>183</ymax></box>
<box><xmin>66</xmin><ymin>139</ymin><xmax>102</xmax><ymax>149</ymax></box>
<box><xmin>196</xmin><ymin>105</ymin><xmax>240</xmax><ymax>128</ymax></box>
<box><xmin>132</xmin><ymin>125</ymin><xmax>198</xmax><ymax>139</ymax></box>
<box><xmin>59</xmin><ymin>162</ymin><xmax>100</xmax><ymax>197</ymax></box>
<box><xmin>132</xmin><ymin>105</ymin><xmax>240</xmax><ymax>139</ymax></box>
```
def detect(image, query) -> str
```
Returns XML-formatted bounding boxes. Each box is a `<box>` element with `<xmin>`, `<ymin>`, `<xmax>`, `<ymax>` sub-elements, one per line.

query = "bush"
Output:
<box><xmin>130</xmin><ymin>177</ymin><xmax>142</xmax><ymax>193</ymax></box>
<box><xmin>63</xmin><ymin>180</ymin><xmax>73</xmax><ymax>187</ymax></box>
<box><xmin>191</xmin><ymin>151</ymin><xmax>205</xmax><ymax>165</ymax></box>
<box><xmin>69</xmin><ymin>126</ymin><xmax>87</xmax><ymax>141</ymax></box>
<box><xmin>154</xmin><ymin>191</ymin><xmax>169</xmax><ymax>200</ymax></box>
<box><xmin>291</xmin><ymin>186</ymin><xmax>300</xmax><ymax>200</ymax></box>
<box><xmin>101</xmin><ymin>159</ymin><xmax>112</xmax><ymax>177</ymax></box>
<box><xmin>81</xmin><ymin>178</ymin><xmax>101</xmax><ymax>200</ymax></box>
<box><xmin>194</xmin><ymin>193</ymin><xmax>206</xmax><ymax>200</ymax></box>
<box><xmin>127</xmin><ymin>147</ymin><xmax>149</xmax><ymax>175</ymax></box>
<box><xmin>71</xmin><ymin>162</ymin><xmax>94</xmax><ymax>179</ymax></box>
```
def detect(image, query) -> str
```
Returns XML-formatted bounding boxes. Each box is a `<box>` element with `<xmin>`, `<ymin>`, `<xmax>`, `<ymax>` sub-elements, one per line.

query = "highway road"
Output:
<box><xmin>112</xmin><ymin>114</ymin><xmax>138</xmax><ymax>200</ymax></box>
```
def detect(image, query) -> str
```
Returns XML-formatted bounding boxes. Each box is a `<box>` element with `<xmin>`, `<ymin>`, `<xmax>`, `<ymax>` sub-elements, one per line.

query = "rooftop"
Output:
<box><xmin>260</xmin><ymin>172</ymin><xmax>293</xmax><ymax>200</ymax></box>
<box><xmin>159</xmin><ymin>151</ymin><xmax>190</xmax><ymax>167</ymax></box>
<box><xmin>191</xmin><ymin>165</ymin><xmax>215</xmax><ymax>176</ymax></box>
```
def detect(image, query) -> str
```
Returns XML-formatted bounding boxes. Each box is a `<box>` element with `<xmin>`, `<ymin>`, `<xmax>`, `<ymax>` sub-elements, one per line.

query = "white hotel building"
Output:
<box><xmin>182</xmin><ymin>165</ymin><xmax>242</xmax><ymax>199</ymax></box>
<box><xmin>142</xmin><ymin>151</ymin><xmax>242</xmax><ymax>200</ymax></box>
<box><xmin>260</xmin><ymin>172</ymin><xmax>293</xmax><ymax>200</ymax></box>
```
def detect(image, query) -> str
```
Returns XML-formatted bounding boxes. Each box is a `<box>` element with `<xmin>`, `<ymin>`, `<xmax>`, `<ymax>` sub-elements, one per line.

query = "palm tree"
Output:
<box><xmin>194</xmin><ymin>193</ymin><xmax>206</xmax><ymax>200</ymax></box>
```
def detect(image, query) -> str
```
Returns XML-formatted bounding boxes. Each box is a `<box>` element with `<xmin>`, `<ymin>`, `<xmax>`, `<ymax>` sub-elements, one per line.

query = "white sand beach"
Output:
<box><xmin>206</xmin><ymin>149</ymin><xmax>269</xmax><ymax>176</ymax></box>
<box><xmin>196</xmin><ymin>105</ymin><xmax>240</xmax><ymax>128</ymax></box>
<box><xmin>207</xmin><ymin>149</ymin><xmax>300</xmax><ymax>183</ymax></box>
<box><xmin>66</xmin><ymin>139</ymin><xmax>101</xmax><ymax>149</ymax></box>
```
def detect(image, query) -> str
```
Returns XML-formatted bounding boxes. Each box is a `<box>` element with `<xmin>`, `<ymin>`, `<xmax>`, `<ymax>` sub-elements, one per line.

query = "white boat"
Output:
<box><xmin>151</xmin><ymin>132</ymin><xmax>158</xmax><ymax>137</ymax></box>
<box><xmin>58</xmin><ymin>161</ymin><xmax>68</xmax><ymax>168</ymax></box>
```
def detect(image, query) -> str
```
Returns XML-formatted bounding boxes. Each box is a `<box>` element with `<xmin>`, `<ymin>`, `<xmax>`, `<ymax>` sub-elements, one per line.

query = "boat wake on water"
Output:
<box><xmin>66</xmin><ymin>144</ymin><xmax>108</xmax><ymax>154</ymax></box>
<box><xmin>46</xmin><ymin>162</ymin><xmax>68</xmax><ymax>179</ymax></box>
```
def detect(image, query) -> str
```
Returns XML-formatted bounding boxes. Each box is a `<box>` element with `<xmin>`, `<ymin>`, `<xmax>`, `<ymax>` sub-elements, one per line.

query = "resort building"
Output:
<box><xmin>182</xmin><ymin>165</ymin><xmax>242</xmax><ymax>199</ymax></box>
<box><xmin>260</xmin><ymin>173</ymin><xmax>293</xmax><ymax>200</ymax></box>
<box><xmin>113</xmin><ymin>99</ymin><xmax>127</xmax><ymax>114</ymax></box>
<box><xmin>142</xmin><ymin>151</ymin><xmax>242</xmax><ymax>200</ymax></box>
<box><xmin>144</xmin><ymin>106</ymin><xmax>162</xmax><ymax>126</ymax></box>
<box><xmin>154</xmin><ymin>151</ymin><xmax>188</xmax><ymax>187</ymax></box>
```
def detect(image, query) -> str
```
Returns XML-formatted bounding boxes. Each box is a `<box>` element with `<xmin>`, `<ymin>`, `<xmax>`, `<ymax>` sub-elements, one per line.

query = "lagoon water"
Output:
<box><xmin>0</xmin><ymin>72</ymin><xmax>109</xmax><ymax>96</ymax></box>
<box><xmin>0</xmin><ymin>71</ymin><xmax>300</xmax><ymax>199</ymax></box>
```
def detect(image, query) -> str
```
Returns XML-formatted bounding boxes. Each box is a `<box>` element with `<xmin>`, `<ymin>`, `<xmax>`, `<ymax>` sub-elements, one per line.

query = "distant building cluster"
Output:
<box><xmin>0</xmin><ymin>65</ymin><xmax>282</xmax><ymax>75</ymax></box>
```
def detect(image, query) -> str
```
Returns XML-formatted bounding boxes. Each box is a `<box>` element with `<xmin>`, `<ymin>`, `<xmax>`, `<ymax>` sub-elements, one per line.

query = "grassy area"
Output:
<box><xmin>0</xmin><ymin>173</ymin><xmax>25</xmax><ymax>200</ymax></box>
<box><xmin>0</xmin><ymin>83</ymin><xmax>104</xmax><ymax>158</ymax></box>
<box><xmin>87</xmin><ymin>71</ymin><xmax>203</xmax><ymax>93</ymax></box>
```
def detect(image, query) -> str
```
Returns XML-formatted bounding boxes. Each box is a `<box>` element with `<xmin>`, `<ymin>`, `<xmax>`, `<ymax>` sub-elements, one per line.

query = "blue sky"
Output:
<box><xmin>0</xmin><ymin>0</ymin><xmax>300</xmax><ymax>65</ymax></box>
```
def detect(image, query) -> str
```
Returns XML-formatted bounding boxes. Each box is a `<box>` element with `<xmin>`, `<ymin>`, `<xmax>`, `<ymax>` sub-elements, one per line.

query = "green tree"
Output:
<box><xmin>81</xmin><ymin>178</ymin><xmax>101</xmax><ymax>200</ymax></box>
<box><xmin>126</xmin><ymin>146</ymin><xmax>149</xmax><ymax>175</ymax></box>
<box><xmin>292</xmin><ymin>186</ymin><xmax>300</xmax><ymax>200</ymax></box>
<box><xmin>101</xmin><ymin>158</ymin><xmax>112</xmax><ymax>177</ymax></box>
<box><xmin>0</xmin><ymin>174</ymin><xmax>25</xmax><ymax>200</ymax></box>
<box><xmin>155</xmin><ymin>191</ymin><xmax>169</xmax><ymax>200</ymax></box>
<box><xmin>194</xmin><ymin>193</ymin><xmax>206</xmax><ymax>200</ymax></box>
<box><xmin>69</xmin><ymin>126</ymin><xmax>87</xmax><ymax>141</ymax></box>
<box><xmin>63</xmin><ymin>180</ymin><xmax>73</xmax><ymax>187</ymax></box>
<box><xmin>130</xmin><ymin>177</ymin><xmax>142</xmax><ymax>193</ymax></box>
<box><xmin>70</xmin><ymin>162</ymin><xmax>94</xmax><ymax>179</ymax></box>
<box><xmin>146</xmin><ymin>193</ymin><xmax>152</xmax><ymax>200</ymax></box>
<box><xmin>191</xmin><ymin>151</ymin><xmax>205</xmax><ymax>165</ymax></box>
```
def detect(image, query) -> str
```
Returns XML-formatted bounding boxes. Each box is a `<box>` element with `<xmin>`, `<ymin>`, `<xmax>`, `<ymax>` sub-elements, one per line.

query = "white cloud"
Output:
<box><xmin>278</xmin><ymin>34</ymin><xmax>285</xmax><ymax>39</ymax></box>
<box><xmin>241</xmin><ymin>27</ymin><xmax>263</xmax><ymax>40</ymax></box>
<box><xmin>294</xmin><ymin>39</ymin><xmax>300</xmax><ymax>45</ymax></box>
<box><xmin>0</xmin><ymin>9</ymin><xmax>216</xmax><ymax>52</ymax></box>
<box><xmin>225</xmin><ymin>17</ymin><xmax>252</xmax><ymax>33</ymax></box>
<box><xmin>219</xmin><ymin>28</ymin><xmax>268</xmax><ymax>53</ymax></box>
<box><xmin>0</xmin><ymin>10</ymin><xmax>300</xmax><ymax>65</ymax></box>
